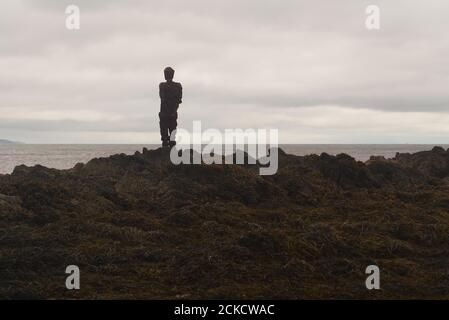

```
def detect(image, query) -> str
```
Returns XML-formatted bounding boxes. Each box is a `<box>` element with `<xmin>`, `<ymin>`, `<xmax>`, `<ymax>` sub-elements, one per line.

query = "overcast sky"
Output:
<box><xmin>1</xmin><ymin>0</ymin><xmax>448</xmax><ymax>143</ymax></box>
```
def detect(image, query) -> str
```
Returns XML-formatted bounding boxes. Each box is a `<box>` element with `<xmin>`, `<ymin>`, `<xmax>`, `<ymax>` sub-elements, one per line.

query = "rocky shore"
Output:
<box><xmin>2</xmin><ymin>147</ymin><xmax>449</xmax><ymax>299</ymax></box>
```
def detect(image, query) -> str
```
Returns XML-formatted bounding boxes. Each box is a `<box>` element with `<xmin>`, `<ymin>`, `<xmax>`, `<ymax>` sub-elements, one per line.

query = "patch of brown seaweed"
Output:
<box><xmin>2</xmin><ymin>147</ymin><xmax>449</xmax><ymax>299</ymax></box>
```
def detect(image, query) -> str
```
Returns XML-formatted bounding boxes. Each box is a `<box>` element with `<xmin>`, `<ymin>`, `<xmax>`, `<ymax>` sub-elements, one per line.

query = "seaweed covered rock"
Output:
<box><xmin>393</xmin><ymin>147</ymin><xmax>449</xmax><ymax>178</ymax></box>
<box><xmin>2</xmin><ymin>147</ymin><xmax>449</xmax><ymax>299</ymax></box>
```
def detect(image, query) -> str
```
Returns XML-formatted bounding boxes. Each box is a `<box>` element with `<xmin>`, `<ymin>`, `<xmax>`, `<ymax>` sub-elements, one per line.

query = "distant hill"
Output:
<box><xmin>0</xmin><ymin>139</ymin><xmax>22</xmax><ymax>144</ymax></box>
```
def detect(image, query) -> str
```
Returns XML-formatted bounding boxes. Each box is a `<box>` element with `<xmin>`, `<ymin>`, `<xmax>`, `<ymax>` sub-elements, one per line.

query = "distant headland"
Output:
<box><xmin>0</xmin><ymin>139</ymin><xmax>23</xmax><ymax>144</ymax></box>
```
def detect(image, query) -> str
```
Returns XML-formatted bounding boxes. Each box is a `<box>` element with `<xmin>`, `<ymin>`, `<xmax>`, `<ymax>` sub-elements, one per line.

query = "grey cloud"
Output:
<box><xmin>0</xmin><ymin>0</ymin><xmax>448</xmax><ymax>142</ymax></box>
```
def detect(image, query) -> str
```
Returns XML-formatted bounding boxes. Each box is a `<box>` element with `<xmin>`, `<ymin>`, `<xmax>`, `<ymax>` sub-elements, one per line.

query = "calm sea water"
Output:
<box><xmin>0</xmin><ymin>144</ymin><xmax>447</xmax><ymax>174</ymax></box>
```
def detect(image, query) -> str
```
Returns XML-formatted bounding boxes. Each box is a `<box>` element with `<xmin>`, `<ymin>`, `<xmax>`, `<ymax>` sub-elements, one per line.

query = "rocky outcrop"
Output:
<box><xmin>392</xmin><ymin>146</ymin><xmax>449</xmax><ymax>178</ymax></box>
<box><xmin>2</xmin><ymin>147</ymin><xmax>449</xmax><ymax>299</ymax></box>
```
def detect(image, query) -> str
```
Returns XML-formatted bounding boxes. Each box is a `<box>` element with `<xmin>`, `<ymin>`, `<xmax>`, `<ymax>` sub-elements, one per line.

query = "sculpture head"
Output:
<box><xmin>164</xmin><ymin>67</ymin><xmax>175</xmax><ymax>81</ymax></box>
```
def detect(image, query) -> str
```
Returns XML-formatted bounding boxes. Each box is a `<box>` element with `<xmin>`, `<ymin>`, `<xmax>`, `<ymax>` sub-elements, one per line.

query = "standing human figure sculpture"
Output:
<box><xmin>159</xmin><ymin>67</ymin><xmax>182</xmax><ymax>147</ymax></box>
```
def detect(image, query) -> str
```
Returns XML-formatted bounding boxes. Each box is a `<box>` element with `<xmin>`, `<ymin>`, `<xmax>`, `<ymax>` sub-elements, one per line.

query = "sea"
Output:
<box><xmin>0</xmin><ymin>144</ymin><xmax>447</xmax><ymax>175</ymax></box>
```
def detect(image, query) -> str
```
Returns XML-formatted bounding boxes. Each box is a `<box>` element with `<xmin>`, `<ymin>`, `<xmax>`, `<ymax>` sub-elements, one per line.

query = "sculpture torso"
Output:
<box><xmin>159</xmin><ymin>81</ymin><xmax>182</xmax><ymax>115</ymax></box>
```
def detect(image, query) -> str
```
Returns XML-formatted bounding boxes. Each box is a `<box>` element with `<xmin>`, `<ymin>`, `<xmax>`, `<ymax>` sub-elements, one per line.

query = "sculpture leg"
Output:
<box><xmin>159</xmin><ymin>113</ymin><xmax>170</xmax><ymax>147</ymax></box>
<box><xmin>168</xmin><ymin>115</ymin><xmax>178</xmax><ymax>147</ymax></box>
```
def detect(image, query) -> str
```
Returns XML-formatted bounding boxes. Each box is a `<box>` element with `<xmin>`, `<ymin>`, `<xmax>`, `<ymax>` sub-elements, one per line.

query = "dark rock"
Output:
<box><xmin>432</xmin><ymin>146</ymin><xmax>445</xmax><ymax>153</ymax></box>
<box><xmin>1</xmin><ymin>146</ymin><xmax>449</xmax><ymax>299</ymax></box>
<box><xmin>393</xmin><ymin>147</ymin><xmax>449</xmax><ymax>178</ymax></box>
<box><xmin>238</xmin><ymin>231</ymin><xmax>282</xmax><ymax>256</ymax></box>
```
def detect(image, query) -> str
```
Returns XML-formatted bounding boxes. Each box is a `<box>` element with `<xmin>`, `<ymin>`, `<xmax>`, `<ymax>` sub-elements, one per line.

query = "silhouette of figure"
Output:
<box><xmin>159</xmin><ymin>67</ymin><xmax>182</xmax><ymax>147</ymax></box>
